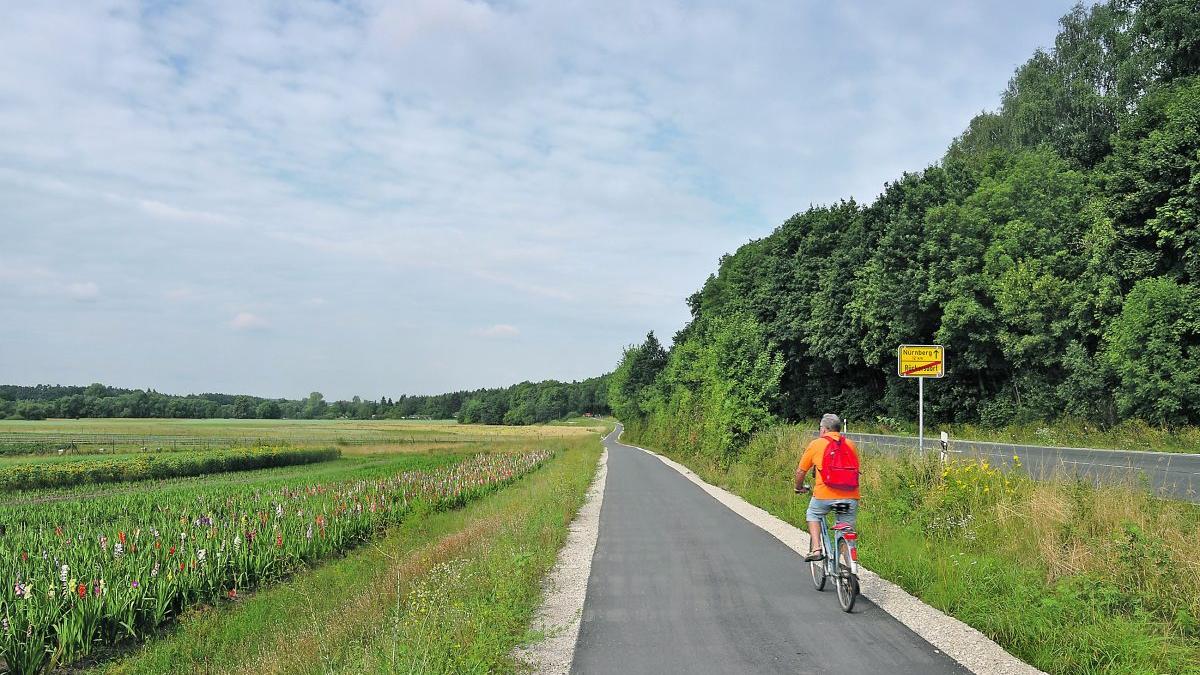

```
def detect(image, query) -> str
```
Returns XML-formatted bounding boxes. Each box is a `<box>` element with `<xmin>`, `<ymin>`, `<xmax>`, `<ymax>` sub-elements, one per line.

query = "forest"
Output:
<box><xmin>0</xmin><ymin>377</ymin><xmax>609</xmax><ymax>424</ymax></box>
<box><xmin>609</xmin><ymin>0</ymin><xmax>1200</xmax><ymax>462</ymax></box>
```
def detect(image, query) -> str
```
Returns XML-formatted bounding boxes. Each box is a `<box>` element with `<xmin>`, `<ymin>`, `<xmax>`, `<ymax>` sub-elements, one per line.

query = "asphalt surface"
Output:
<box><xmin>847</xmin><ymin>432</ymin><xmax>1200</xmax><ymax>503</ymax></box>
<box><xmin>571</xmin><ymin>426</ymin><xmax>967</xmax><ymax>675</ymax></box>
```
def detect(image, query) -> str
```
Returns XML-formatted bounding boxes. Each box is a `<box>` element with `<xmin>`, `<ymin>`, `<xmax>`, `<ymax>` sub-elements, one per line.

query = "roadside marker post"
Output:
<box><xmin>897</xmin><ymin>345</ymin><xmax>945</xmax><ymax>454</ymax></box>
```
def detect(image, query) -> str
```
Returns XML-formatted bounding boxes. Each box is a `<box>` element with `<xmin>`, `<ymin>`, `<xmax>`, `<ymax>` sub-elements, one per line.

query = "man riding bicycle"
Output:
<box><xmin>795</xmin><ymin>413</ymin><xmax>860</xmax><ymax>562</ymax></box>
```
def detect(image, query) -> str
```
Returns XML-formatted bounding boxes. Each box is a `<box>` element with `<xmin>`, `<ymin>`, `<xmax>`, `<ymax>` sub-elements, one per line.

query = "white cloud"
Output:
<box><xmin>65</xmin><ymin>281</ymin><xmax>99</xmax><ymax>302</ymax></box>
<box><xmin>164</xmin><ymin>287</ymin><xmax>195</xmax><ymax>302</ymax></box>
<box><xmin>137</xmin><ymin>198</ymin><xmax>234</xmax><ymax>226</ymax></box>
<box><xmin>230</xmin><ymin>311</ymin><xmax>268</xmax><ymax>331</ymax></box>
<box><xmin>0</xmin><ymin>0</ymin><xmax>1075</xmax><ymax>397</ymax></box>
<box><xmin>475</xmin><ymin>324</ymin><xmax>520</xmax><ymax>338</ymax></box>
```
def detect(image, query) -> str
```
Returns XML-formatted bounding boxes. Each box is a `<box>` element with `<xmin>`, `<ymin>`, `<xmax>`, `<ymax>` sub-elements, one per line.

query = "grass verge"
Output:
<box><xmin>97</xmin><ymin>435</ymin><xmax>601</xmax><ymax>675</ymax></box>
<box><xmin>849</xmin><ymin>416</ymin><xmax>1200</xmax><ymax>454</ymax></box>
<box><xmin>626</xmin><ymin>424</ymin><xmax>1200</xmax><ymax>675</ymax></box>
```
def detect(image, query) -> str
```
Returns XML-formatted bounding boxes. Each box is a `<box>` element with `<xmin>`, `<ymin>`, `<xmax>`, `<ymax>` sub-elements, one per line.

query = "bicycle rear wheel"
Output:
<box><xmin>835</xmin><ymin>538</ymin><xmax>857</xmax><ymax>612</ymax></box>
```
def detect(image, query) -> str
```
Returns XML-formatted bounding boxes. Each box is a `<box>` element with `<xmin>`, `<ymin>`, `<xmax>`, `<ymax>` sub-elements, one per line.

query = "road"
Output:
<box><xmin>846</xmin><ymin>432</ymin><xmax>1200</xmax><ymax>503</ymax></box>
<box><xmin>571</xmin><ymin>426</ymin><xmax>967</xmax><ymax>675</ymax></box>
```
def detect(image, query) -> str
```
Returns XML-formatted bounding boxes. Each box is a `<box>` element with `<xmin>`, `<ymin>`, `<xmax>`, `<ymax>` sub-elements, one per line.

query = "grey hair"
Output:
<box><xmin>820</xmin><ymin>413</ymin><xmax>842</xmax><ymax>432</ymax></box>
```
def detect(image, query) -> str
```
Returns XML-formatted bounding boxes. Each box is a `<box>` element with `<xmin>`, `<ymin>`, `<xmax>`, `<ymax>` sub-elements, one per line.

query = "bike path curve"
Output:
<box><xmin>571</xmin><ymin>426</ymin><xmax>968</xmax><ymax>674</ymax></box>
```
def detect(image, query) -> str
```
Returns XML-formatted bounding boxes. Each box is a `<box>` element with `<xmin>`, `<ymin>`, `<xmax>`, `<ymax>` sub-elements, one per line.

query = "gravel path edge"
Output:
<box><xmin>514</xmin><ymin>440</ymin><xmax>609</xmax><ymax>674</ymax></box>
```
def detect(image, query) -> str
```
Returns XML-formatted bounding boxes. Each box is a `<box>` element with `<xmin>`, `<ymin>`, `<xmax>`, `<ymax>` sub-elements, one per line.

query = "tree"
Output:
<box><xmin>303</xmin><ymin>392</ymin><xmax>327</xmax><ymax>419</ymax></box>
<box><xmin>1104</xmin><ymin>277</ymin><xmax>1200</xmax><ymax>426</ymax></box>
<box><xmin>1102</xmin><ymin>76</ymin><xmax>1200</xmax><ymax>287</ymax></box>
<box><xmin>256</xmin><ymin>400</ymin><xmax>282</xmax><ymax>419</ymax></box>
<box><xmin>608</xmin><ymin>332</ymin><xmax>668</xmax><ymax>421</ymax></box>
<box><xmin>231</xmin><ymin>395</ymin><xmax>255</xmax><ymax>419</ymax></box>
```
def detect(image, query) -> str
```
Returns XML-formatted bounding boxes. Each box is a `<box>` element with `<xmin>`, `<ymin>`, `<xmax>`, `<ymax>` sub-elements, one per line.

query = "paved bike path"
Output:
<box><xmin>571</xmin><ymin>427</ymin><xmax>968</xmax><ymax>674</ymax></box>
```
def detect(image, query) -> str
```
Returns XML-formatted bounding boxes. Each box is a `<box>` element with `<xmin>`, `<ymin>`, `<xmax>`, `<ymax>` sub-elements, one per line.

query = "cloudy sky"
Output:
<box><xmin>1</xmin><ymin>1</ymin><xmax>1074</xmax><ymax>400</ymax></box>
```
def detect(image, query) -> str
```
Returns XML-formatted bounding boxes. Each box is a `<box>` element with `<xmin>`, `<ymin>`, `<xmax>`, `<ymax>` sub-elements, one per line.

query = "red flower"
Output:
<box><xmin>118</xmin><ymin>531</ymin><xmax>126</xmax><ymax>545</ymax></box>
<box><xmin>275</xmin><ymin>534</ymin><xmax>283</xmax><ymax>548</ymax></box>
<box><xmin>227</xmin><ymin>588</ymin><xmax>237</xmax><ymax>599</ymax></box>
<box><xmin>168</xmin><ymin>546</ymin><xmax>175</xmax><ymax>555</ymax></box>
<box><xmin>179</xmin><ymin>563</ymin><xmax>185</xmax><ymax>571</ymax></box>
<box><xmin>77</xmin><ymin>584</ymin><xmax>86</xmax><ymax>598</ymax></box>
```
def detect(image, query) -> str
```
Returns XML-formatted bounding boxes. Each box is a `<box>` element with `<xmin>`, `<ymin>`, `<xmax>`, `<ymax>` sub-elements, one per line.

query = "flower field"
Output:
<box><xmin>0</xmin><ymin>446</ymin><xmax>341</xmax><ymax>492</ymax></box>
<box><xmin>0</xmin><ymin>449</ymin><xmax>553</xmax><ymax>674</ymax></box>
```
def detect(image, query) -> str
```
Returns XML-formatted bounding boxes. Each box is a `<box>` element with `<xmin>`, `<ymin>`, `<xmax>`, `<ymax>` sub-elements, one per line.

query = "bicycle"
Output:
<box><xmin>803</xmin><ymin>495</ymin><xmax>860</xmax><ymax>612</ymax></box>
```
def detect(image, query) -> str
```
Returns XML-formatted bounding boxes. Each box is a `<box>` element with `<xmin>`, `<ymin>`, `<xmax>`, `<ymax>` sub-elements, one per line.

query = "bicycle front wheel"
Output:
<box><xmin>809</xmin><ymin>557</ymin><xmax>826</xmax><ymax>591</ymax></box>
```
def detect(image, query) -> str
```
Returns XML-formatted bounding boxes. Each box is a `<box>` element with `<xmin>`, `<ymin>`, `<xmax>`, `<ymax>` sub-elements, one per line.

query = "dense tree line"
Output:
<box><xmin>455</xmin><ymin>377</ymin><xmax>610</xmax><ymax>425</ymax></box>
<box><xmin>0</xmin><ymin>377</ymin><xmax>609</xmax><ymax>424</ymax></box>
<box><xmin>612</xmin><ymin>0</ymin><xmax>1200</xmax><ymax>463</ymax></box>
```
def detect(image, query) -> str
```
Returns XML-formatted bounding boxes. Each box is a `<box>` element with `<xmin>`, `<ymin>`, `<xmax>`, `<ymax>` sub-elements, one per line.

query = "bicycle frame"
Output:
<box><xmin>820</xmin><ymin>510</ymin><xmax>858</xmax><ymax>578</ymax></box>
<box><xmin>807</xmin><ymin>499</ymin><xmax>860</xmax><ymax>612</ymax></box>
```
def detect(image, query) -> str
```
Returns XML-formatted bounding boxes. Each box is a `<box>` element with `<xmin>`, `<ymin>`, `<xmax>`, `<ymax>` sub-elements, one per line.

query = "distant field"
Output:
<box><xmin>0</xmin><ymin>417</ymin><xmax>608</xmax><ymax>455</ymax></box>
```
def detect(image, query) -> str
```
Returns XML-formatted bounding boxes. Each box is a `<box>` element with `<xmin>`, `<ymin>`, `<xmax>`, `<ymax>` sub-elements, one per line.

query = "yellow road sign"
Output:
<box><xmin>898</xmin><ymin>344</ymin><xmax>945</xmax><ymax>378</ymax></box>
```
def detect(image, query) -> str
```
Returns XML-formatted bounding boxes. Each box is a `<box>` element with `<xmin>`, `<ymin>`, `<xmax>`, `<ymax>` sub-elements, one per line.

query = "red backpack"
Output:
<box><xmin>820</xmin><ymin>434</ymin><xmax>860</xmax><ymax>490</ymax></box>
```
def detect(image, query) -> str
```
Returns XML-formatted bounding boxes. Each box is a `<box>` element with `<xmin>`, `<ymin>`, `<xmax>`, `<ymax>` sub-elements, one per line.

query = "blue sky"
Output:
<box><xmin>0</xmin><ymin>0</ymin><xmax>1075</xmax><ymax>400</ymax></box>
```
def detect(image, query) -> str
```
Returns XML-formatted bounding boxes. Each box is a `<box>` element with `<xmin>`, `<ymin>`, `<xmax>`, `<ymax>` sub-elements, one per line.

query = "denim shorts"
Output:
<box><xmin>806</xmin><ymin>498</ymin><xmax>858</xmax><ymax>527</ymax></box>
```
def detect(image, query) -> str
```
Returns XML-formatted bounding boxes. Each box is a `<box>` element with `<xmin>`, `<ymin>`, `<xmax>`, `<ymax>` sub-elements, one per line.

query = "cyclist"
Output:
<box><xmin>795</xmin><ymin>413</ymin><xmax>860</xmax><ymax>562</ymax></box>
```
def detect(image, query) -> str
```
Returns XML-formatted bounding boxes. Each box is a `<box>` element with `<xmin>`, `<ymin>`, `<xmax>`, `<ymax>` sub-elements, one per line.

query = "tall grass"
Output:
<box><xmin>850</xmin><ymin>415</ymin><xmax>1200</xmax><ymax>454</ymax></box>
<box><xmin>628</xmin><ymin>423</ymin><xmax>1200</xmax><ymax>675</ymax></box>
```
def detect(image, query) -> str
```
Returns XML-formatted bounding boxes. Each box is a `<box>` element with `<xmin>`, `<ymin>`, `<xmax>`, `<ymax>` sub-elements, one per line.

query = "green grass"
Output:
<box><xmin>626</xmin><ymin>424</ymin><xmax>1200</xmax><ymax>675</ymax></box>
<box><xmin>0</xmin><ymin>446</ymin><xmax>340</xmax><ymax>491</ymax></box>
<box><xmin>847</xmin><ymin>415</ymin><xmax>1200</xmax><ymax>454</ymax></box>
<box><xmin>97</xmin><ymin>435</ymin><xmax>602</xmax><ymax>675</ymax></box>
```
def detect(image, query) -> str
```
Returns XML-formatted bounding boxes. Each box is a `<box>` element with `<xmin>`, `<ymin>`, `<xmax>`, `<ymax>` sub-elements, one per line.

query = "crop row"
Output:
<box><xmin>0</xmin><ymin>449</ymin><xmax>553</xmax><ymax>673</ymax></box>
<box><xmin>0</xmin><ymin>447</ymin><xmax>342</xmax><ymax>492</ymax></box>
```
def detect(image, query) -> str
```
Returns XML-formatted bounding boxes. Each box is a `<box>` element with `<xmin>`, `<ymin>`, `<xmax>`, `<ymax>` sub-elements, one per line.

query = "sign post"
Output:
<box><xmin>898</xmin><ymin>345</ymin><xmax>945</xmax><ymax>453</ymax></box>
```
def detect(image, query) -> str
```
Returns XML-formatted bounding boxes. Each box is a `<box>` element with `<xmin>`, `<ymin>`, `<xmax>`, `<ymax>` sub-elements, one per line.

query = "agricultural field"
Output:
<box><xmin>0</xmin><ymin>419</ymin><xmax>608</xmax><ymax>674</ymax></box>
<box><xmin>0</xmin><ymin>418</ymin><xmax>604</xmax><ymax>456</ymax></box>
<box><xmin>0</xmin><ymin>447</ymin><xmax>340</xmax><ymax>492</ymax></box>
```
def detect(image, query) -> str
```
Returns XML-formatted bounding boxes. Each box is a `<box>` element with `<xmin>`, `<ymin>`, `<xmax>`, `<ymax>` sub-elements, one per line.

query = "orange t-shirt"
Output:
<box><xmin>798</xmin><ymin>433</ymin><xmax>861</xmax><ymax>500</ymax></box>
